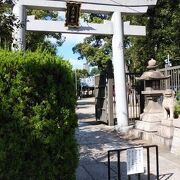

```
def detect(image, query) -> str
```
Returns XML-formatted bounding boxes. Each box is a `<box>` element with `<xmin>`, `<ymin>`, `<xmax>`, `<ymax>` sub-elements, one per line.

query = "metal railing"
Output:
<box><xmin>113</xmin><ymin>73</ymin><xmax>144</xmax><ymax>125</ymax></box>
<box><xmin>159</xmin><ymin>65</ymin><xmax>180</xmax><ymax>92</ymax></box>
<box><xmin>108</xmin><ymin>145</ymin><xmax>159</xmax><ymax>180</ymax></box>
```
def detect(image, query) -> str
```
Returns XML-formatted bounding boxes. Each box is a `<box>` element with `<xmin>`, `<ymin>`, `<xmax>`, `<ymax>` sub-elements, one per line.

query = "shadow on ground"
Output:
<box><xmin>77</xmin><ymin>101</ymin><xmax>95</xmax><ymax>106</ymax></box>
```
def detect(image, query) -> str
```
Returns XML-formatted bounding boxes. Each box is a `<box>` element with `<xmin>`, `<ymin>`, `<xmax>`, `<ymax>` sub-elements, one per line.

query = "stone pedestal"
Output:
<box><xmin>153</xmin><ymin>119</ymin><xmax>174</xmax><ymax>149</ymax></box>
<box><xmin>133</xmin><ymin>106</ymin><xmax>163</xmax><ymax>143</ymax></box>
<box><xmin>136</xmin><ymin>112</ymin><xmax>163</xmax><ymax>132</ymax></box>
<box><xmin>136</xmin><ymin>120</ymin><xmax>160</xmax><ymax>132</ymax></box>
<box><xmin>130</xmin><ymin>119</ymin><xmax>174</xmax><ymax>149</ymax></box>
<box><xmin>136</xmin><ymin>93</ymin><xmax>164</xmax><ymax>133</ymax></box>
<box><xmin>171</xmin><ymin>119</ymin><xmax>180</xmax><ymax>155</ymax></box>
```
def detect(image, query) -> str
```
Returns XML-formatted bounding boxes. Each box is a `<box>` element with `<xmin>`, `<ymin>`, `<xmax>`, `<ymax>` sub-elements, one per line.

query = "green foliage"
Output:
<box><xmin>0</xmin><ymin>49</ymin><xmax>78</xmax><ymax>179</ymax></box>
<box><xmin>81</xmin><ymin>13</ymin><xmax>111</xmax><ymax>24</ymax></box>
<box><xmin>73</xmin><ymin>14</ymin><xmax>112</xmax><ymax>71</ymax></box>
<box><xmin>125</xmin><ymin>0</ymin><xmax>180</xmax><ymax>72</ymax></box>
<box><xmin>175</xmin><ymin>90</ymin><xmax>180</xmax><ymax>117</ymax></box>
<box><xmin>0</xmin><ymin>0</ymin><xmax>16</xmax><ymax>49</ymax></box>
<box><xmin>74</xmin><ymin>1</ymin><xmax>179</xmax><ymax>73</ymax></box>
<box><xmin>0</xmin><ymin>2</ymin><xmax>65</xmax><ymax>52</ymax></box>
<box><xmin>75</xmin><ymin>69</ymin><xmax>89</xmax><ymax>78</ymax></box>
<box><xmin>73</xmin><ymin>35</ymin><xmax>112</xmax><ymax>71</ymax></box>
<box><xmin>74</xmin><ymin>69</ymin><xmax>89</xmax><ymax>96</ymax></box>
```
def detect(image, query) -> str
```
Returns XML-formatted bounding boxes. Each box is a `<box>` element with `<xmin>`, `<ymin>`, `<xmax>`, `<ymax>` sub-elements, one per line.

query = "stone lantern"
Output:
<box><xmin>136</xmin><ymin>58</ymin><xmax>170</xmax><ymax>132</ymax></box>
<box><xmin>129</xmin><ymin>58</ymin><xmax>179</xmax><ymax>149</ymax></box>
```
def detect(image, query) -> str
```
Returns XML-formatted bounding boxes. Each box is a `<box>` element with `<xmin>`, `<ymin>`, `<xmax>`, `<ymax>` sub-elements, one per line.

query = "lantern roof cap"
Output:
<box><xmin>137</xmin><ymin>58</ymin><xmax>170</xmax><ymax>80</ymax></box>
<box><xmin>147</xmin><ymin>58</ymin><xmax>157</xmax><ymax>69</ymax></box>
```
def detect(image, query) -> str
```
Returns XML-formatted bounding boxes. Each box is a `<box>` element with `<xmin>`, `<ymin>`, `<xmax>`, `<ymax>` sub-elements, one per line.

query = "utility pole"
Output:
<box><xmin>165</xmin><ymin>54</ymin><xmax>172</xmax><ymax>89</ymax></box>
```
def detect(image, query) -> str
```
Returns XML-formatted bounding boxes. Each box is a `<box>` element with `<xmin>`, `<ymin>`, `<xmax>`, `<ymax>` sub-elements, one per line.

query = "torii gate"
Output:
<box><xmin>13</xmin><ymin>0</ymin><xmax>157</xmax><ymax>132</ymax></box>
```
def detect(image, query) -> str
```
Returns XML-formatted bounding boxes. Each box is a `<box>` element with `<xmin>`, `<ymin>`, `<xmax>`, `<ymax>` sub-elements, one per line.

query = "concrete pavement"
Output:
<box><xmin>75</xmin><ymin>97</ymin><xmax>180</xmax><ymax>180</ymax></box>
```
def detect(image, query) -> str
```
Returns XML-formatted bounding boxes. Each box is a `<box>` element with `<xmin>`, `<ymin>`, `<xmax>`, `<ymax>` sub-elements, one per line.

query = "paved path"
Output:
<box><xmin>76</xmin><ymin>97</ymin><xmax>180</xmax><ymax>180</ymax></box>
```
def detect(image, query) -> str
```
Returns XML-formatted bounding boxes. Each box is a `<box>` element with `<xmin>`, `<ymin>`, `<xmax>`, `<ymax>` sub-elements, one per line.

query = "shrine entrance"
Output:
<box><xmin>13</xmin><ymin>0</ymin><xmax>157</xmax><ymax>131</ymax></box>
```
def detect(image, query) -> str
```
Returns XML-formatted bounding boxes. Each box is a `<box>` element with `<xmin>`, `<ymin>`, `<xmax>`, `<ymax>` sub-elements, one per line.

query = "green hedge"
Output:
<box><xmin>175</xmin><ymin>90</ymin><xmax>180</xmax><ymax>117</ymax></box>
<box><xmin>0</xmin><ymin>50</ymin><xmax>78</xmax><ymax>179</ymax></box>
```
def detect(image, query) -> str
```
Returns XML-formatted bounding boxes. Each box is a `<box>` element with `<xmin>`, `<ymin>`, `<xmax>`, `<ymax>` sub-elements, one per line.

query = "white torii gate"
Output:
<box><xmin>13</xmin><ymin>0</ymin><xmax>157</xmax><ymax>132</ymax></box>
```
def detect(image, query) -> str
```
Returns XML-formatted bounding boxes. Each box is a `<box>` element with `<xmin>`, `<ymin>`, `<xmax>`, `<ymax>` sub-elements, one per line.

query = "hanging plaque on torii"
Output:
<box><xmin>65</xmin><ymin>2</ymin><xmax>81</xmax><ymax>28</ymax></box>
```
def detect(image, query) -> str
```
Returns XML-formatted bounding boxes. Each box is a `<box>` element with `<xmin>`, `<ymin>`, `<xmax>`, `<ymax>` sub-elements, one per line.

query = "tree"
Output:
<box><xmin>73</xmin><ymin>14</ymin><xmax>112</xmax><ymax>72</ymax></box>
<box><xmin>0</xmin><ymin>1</ymin><xmax>65</xmax><ymax>53</ymax></box>
<box><xmin>73</xmin><ymin>69</ymin><xmax>89</xmax><ymax>97</ymax></box>
<box><xmin>26</xmin><ymin>9</ymin><xmax>65</xmax><ymax>54</ymax></box>
<box><xmin>73</xmin><ymin>35</ymin><xmax>112</xmax><ymax>71</ymax></box>
<box><xmin>73</xmin><ymin>1</ymin><xmax>180</xmax><ymax>73</ymax></box>
<box><xmin>75</xmin><ymin>69</ymin><xmax>89</xmax><ymax>79</ymax></box>
<box><xmin>0</xmin><ymin>0</ymin><xmax>16</xmax><ymax>49</ymax></box>
<box><xmin>125</xmin><ymin>0</ymin><xmax>180</xmax><ymax>72</ymax></box>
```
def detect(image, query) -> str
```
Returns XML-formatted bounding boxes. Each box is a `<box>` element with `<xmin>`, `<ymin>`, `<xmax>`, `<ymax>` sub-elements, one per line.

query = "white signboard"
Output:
<box><xmin>80</xmin><ymin>76</ymin><xmax>95</xmax><ymax>88</ymax></box>
<box><xmin>127</xmin><ymin>147</ymin><xmax>144</xmax><ymax>175</ymax></box>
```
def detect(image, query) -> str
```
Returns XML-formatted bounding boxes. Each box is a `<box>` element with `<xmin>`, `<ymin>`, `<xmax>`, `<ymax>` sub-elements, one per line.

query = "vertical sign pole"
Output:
<box><xmin>12</xmin><ymin>1</ymin><xmax>26</xmax><ymax>50</ymax></box>
<box><xmin>112</xmin><ymin>11</ymin><xmax>129</xmax><ymax>131</ymax></box>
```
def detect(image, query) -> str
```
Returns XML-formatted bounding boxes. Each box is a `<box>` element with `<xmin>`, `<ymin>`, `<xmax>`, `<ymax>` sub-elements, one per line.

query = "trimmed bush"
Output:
<box><xmin>0</xmin><ymin>49</ymin><xmax>78</xmax><ymax>179</ymax></box>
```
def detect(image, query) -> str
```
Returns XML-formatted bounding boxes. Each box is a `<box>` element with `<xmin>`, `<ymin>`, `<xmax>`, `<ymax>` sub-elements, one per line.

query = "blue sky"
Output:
<box><xmin>56</xmin><ymin>33</ymin><xmax>88</xmax><ymax>69</ymax></box>
<box><xmin>55</xmin><ymin>12</ymin><xmax>89</xmax><ymax>70</ymax></box>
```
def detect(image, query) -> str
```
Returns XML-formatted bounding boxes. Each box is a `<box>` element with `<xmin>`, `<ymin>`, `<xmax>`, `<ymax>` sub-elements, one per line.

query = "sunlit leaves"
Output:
<box><xmin>0</xmin><ymin>50</ymin><xmax>78</xmax><ymax>179</ymax></box>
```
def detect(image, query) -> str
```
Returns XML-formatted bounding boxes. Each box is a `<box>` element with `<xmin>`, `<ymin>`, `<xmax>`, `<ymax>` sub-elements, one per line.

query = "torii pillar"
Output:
<box><xmin>112</xmin><ymin>11</ymin><xmax>129</xmax><ymax>132</ymax></box>
<box><xmin>12</xmin><ymin>0</ymin><xmax>26</xmax><ymax>50</ymax></box>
